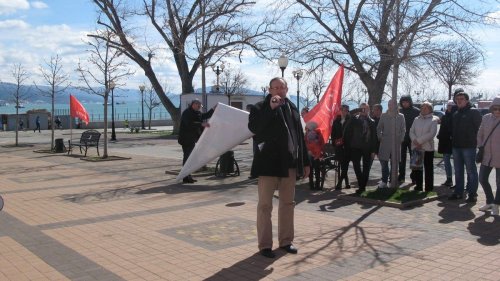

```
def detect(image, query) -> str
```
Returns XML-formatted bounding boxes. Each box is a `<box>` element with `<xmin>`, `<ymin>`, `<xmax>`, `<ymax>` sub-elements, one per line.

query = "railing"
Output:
<box><xmin>54</xmin><ymin>109</ymin><xmax>170</xmax><ymax>122</ymax></box>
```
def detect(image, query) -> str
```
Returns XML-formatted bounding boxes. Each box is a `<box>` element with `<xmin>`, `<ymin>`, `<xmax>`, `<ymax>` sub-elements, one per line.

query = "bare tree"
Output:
<box><xmin>219</xmin><ymin>66</ymin><xmax>249</xmax><ymax>104</ymax></box>
<box><xmin>36</xmin><ymin>54</ymin><xmax>70</xmax><ymax>150</ymax></box>
<box><xmin>143</xmin><ymin>84</ymin><xmax>161</xmax><ymax>129</ymax></box>
<box><xmin>8</xmin><ymin>64</ymin><xmax>31</xmax><ymax>146</ymax></box>
<box><xmin>77</xmin><ymin>29</ymin><xmax>134</xmax><ymax>158</ymax></box>
<box><xmin>426</xmin><ymin>40</ymin><xmax>483</xmax><ymax>100</ymax></box>
<box><xmin>91</xmin><ymin>0</ymin><xmax>279</xmax><ymax>133</ymax></box>
<box><xmin>281</xmin><ymin>0</ymin><xmax>496</xmax><ymax>105</ymax></box>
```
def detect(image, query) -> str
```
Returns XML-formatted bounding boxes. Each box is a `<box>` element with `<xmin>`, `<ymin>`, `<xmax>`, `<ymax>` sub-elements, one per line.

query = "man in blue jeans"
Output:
<box><xmin>448</xmin><ymin>91</ymin><xmax>482</xmax><ymax>202</ymax></box>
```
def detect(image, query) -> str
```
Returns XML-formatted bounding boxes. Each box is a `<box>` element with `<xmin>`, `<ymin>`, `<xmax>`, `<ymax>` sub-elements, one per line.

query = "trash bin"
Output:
<box><xmin>54</xmin><ymin>138</ymin><xmax>65</xmax><ymax>153</ymax></box>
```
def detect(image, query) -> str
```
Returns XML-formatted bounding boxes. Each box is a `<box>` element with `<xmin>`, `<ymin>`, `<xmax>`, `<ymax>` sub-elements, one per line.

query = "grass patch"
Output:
<box><xmin>359</xmin><ymin>188</ymin><xmax>437</xmax><ymax>204</ymax></box>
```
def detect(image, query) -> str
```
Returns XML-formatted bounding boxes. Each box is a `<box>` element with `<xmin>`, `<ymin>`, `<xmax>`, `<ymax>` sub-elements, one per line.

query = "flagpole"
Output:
<box><xmin>69</xmin><ymin>95</ymin><xmax>73</xmax><ymax>147</ymax></box>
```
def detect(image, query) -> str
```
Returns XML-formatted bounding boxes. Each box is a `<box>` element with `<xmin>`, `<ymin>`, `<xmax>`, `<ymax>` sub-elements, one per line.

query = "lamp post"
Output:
<box><xmin>292</xmin><ymin>69</ymin><xmax>303</xmax><ymax>109</ymax></box>
<box><xmin>109</xmin><ymin>81</ymin><xmax>116</xmax><ymax>141</ymax></box>
<box><xmin>139</xmin><ymin>84</ymin><xmax>146</xmax><ymax>129</ymax></box>
<box><xmin>278</xmin><ymin>54</ymin><xmax>288</xmax><ymax>78</ymax></box>
<box><xmin>212</xmin><ymin>63</ymin><xmax>225</xmax><ymax>92</ymax></box>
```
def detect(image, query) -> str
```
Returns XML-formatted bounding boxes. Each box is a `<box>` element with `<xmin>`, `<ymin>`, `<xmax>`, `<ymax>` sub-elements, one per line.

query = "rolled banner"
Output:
<box><xmin>176</xmin><ymin>103</ymin><xmax>254</xmax><ymax>181</ymax></box>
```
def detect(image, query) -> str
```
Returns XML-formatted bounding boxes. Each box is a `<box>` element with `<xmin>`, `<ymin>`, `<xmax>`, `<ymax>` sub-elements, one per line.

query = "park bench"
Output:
<box><xmin>67</xmin><ymin>129</ymin><xmax>101</xmax><ymax>156</ymax></box>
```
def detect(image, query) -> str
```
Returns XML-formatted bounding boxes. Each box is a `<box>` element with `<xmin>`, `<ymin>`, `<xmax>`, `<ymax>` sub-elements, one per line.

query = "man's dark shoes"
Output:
<box><xmin>335</xmin><ymin>183</ymin><xmax>342</xmax><ymax>190</ymax></box>
<box><xmin>345</xmin><ymin>184</ymin><xmax>351</xmax><ymax>189</ymax></box>
<box><xmin>448</xmin><ymin>193</ymin><xmax>463</xmax><ymax>200</ymax></box>
<box><xmin>280</xmin><ymin>244</ymin><xmax>298</xmax><ymax>254</ymax></box>
<box><xmin>260</xmin><ymin>248</ymin><xmax>275</xmax><ymax>258</ymax></box>
<box><xmin>187</xmin><ymin>176</ymin><xmax>197</xmax><ymax>182</ymax></box>
<box><xmin>465</xmin><ymin>195</ymin><xmax>477</xmax><ymax>203</ymax></box>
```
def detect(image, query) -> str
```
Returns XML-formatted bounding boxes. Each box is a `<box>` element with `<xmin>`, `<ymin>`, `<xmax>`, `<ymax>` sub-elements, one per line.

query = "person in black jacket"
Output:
<box><xmin>344</xmin><ymin>103</ymin><xmax>378</xmax><ymax>193</ymax></box>
<box><xmin>398</xmin><ymin>95</ymin><xmax>420</xmax><ymax>184</ymax></box>
<box><xmin>331</xmin><ymin>104</ymin><xmax>351</xmax><ymax>190</ymax></box>
<box><xmin>437</xmin><ymin>100</ymin><xmax>455</xmax><ymax>187</ymax></box>
<box><xmin>178</xmin><ymin>99</ymin><xmax>215</xmax><ymax>183</ymax></box>
<box><xmin>448</xmin><ymin>92</ymin><xmax>482</xmax><ymax>202</ymax></box>
<box><xmin>248</xmin><ymin>77</ymin><xmax>310</xmax><ymax>258</ymax></box>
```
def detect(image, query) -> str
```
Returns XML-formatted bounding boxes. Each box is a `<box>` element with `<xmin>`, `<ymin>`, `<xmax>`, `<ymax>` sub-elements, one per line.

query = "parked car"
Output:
<box><xmin>433</xmin><ymin>110</ymin><xmax>444</xmax><ymax>119</ymax></box>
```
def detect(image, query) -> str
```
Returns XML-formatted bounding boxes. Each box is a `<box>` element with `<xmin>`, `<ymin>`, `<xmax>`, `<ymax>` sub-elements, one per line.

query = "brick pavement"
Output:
<box><xmin>0</xmin><ymin>129</ymin><xmax>499</xmax><ymax>281</ymax></box>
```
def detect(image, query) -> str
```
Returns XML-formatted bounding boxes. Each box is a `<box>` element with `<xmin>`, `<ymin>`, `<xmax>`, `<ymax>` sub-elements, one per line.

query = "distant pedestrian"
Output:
<box><xmin>437</xmin><ymin>100</ymin><xmax>455</xmax><ymax>187</ymax></box>
<box><xmin>477</xmin><ymin>96</ymin><xmax>500</xmax><ymax>215</ymax></box>
<box><xmin>376</xmin><ymin>100</ymin><xmax>406</xmax><ymax>188</ymax></box>
<box><xmin>19</xmin><ymin>119</ymin><xmax>24</xmax><ymax>130</ymax></box>
<box><xmin>448</xmin><ymin>91</ymin><xmax>482</xmax><ymax>202</ymax></box>
<box><xmin>55</xmin><ymin>116</ymin><xmax>62</xmax><ymax>129</ymax></box>
<box><xmin>34</xmin><ymin>116</ymin><xmax>41</xmax><ymax>133</ymax></box>
<box><xmin>409</xmin><ymin>102</ymin><xmax>439</xmax><ymax>192</ymax></box>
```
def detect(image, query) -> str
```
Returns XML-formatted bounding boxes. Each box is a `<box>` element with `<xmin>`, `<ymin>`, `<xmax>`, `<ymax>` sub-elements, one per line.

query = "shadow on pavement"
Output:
<box><xmin>437</xmin><ymin>197</ymin><xmax>476</xmax><ymax>223</ymax></box>
<box><xmin>467</xmin><ymin>214</ymin><xmax>500</xmax><ymax>246</ymax></box>
<box><xmin>204</xmin><ymin>252</ymin><xmax>279</xmax><ymax>281</ymax></box>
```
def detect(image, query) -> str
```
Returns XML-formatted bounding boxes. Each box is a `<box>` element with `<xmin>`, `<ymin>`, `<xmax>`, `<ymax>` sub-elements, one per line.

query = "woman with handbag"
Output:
<box><xmin>331</xmin><ymin>104</ymin><xmax>351</xmax><ymax>190</ymax></box>
<box><xmin>409</xmin><ymin>102</ymin><xmax>439</xmax><ymax>192</ymax></box>
<box><xmin>478</xmin><ymin>96</ymin><xmax>500</xmax><ymax>215</ymax></box>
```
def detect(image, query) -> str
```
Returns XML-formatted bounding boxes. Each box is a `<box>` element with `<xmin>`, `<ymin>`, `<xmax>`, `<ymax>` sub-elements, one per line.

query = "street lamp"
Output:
<box><xmin>212</xmin><ymin>63</ymin><xmax>225</xmax><ymax>92</ymax></box>
<box><xmin>139</xmin><ymin>84</ymin><xmax>146</xmax><ymax>129</ymax></box>
<box><xmin>278</xmin><ymin>54</ymin><xmax>288</xmax><ymax>78</ymax></box>
<box><xmin>109</xmin><ymin>81</ymin><xmax>117</xmax><ymax>141</ymax></box>
<box><xmin>292</xmin><ymin>69</ymin><xmax>303</xmax><ymax>109</ymax></box>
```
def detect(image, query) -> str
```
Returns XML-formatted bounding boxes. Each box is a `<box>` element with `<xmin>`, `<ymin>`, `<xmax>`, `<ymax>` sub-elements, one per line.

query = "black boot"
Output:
<box><xmin>442</xmin><ymin>178</ymin><xmax>453</xmax><ymax>187</ymax></box>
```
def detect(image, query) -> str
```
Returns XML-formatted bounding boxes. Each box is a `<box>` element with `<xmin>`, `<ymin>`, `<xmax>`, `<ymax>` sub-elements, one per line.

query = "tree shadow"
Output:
<box><xmin>204</xmin><ymin>252</ymin><xmax>280</xmax><ymax>281</ymax></box>
<box><xmin>294</xmin><ymin>205</ymin><xmax>407</xmax><ymax>268</ymax></box>
<box><xmin>467</xmin><ymin>213</ymin><xmax>500</xmax><ymax>246</ymax></box>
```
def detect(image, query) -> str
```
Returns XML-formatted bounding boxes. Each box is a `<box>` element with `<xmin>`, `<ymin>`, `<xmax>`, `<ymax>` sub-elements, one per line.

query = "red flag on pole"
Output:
<box><xmin>70</xmin><ymin>95</ymin><xmax>90</xmax><ymax>125</ymax></box>
<box><xmin>303</xmin><ymin>64</ymin><xmax>344</xmax><ymax>159</ymax></box>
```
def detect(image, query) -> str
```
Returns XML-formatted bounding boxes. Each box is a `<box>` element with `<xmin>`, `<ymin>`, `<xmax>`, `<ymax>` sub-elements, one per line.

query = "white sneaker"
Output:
<box><xmin>479</xmin><ymin>204</ymin><xmax>493</xmax><ymax>212</ymax></box>
<box><xmin>378</xmin><ymin>182</ymin><xmax>388</xmax><ymax>189</ymax></box>
<box><xmin>492</xmin><ymin>205</ymin><xmax>499</xmax><ymax>216</ymax></box>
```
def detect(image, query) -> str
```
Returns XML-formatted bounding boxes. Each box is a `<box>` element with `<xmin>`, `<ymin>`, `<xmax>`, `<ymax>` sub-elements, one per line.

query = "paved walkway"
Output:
<box><xmin>0</xmin><ymin>128</ymin><xmax>499</xmax><ymax>281</ymax></box>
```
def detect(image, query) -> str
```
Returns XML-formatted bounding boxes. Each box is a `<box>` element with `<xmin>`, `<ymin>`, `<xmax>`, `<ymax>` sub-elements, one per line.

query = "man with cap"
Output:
<box><xmin>448</xmin><ymin>91</ymin><xmax>482</xmax><ymax>202</ymax></box>
<box><xmin>178</xmin><ymin>99</ymin><xmax>215</xmax><ymax>183</ymax></box>
<box><xmin>437</xmin><ymin>100</ymin><xmax>455</xmax><ymax>187</ymax></box>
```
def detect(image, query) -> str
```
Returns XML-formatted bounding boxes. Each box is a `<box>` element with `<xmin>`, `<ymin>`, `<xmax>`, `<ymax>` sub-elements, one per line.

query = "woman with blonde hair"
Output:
<box><xmin>409</xmin><ymin>101</ymin><xmax>439</xmax><ymax>191</ymax></box>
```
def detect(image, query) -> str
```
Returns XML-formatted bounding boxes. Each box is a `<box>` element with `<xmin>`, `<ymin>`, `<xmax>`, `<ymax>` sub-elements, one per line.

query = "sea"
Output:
<box><xmin>0</xmin><ymin>101</ymin><xmax>171</xmax><ymax>122</ymax></box>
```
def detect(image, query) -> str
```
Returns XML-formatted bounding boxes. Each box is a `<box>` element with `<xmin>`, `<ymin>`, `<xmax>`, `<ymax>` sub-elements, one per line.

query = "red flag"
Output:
<box><xmin>70</xmin><ymin>95</ymin><xmax>90</xmax><ymax>125</ymax></box>
<box><xmin>303</xmin><ymin>65</ymin><xmax>344</xmax><ymax>159</ymax></box>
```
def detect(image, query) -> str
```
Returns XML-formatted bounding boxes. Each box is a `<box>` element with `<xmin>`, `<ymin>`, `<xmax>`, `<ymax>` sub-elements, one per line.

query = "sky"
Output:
<box><xmin>0</xmin><ymin>0</ymin><xmax>499</xmax><ymax>102</ymax></box>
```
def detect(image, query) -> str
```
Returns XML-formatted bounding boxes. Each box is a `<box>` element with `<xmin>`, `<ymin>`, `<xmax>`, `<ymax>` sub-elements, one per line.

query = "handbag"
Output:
<box><xmin>475</xmin><ymin>147</ymin><xmax>484</xmax><ymax>163</ymax></box>
<box><xmin>476</xmin><ymin>121</ymin><xmax>500</xmax><ymax>163</ymax></box>
<box><xmin>410</xmin><ymin>149</ymin><xmax>424</xmax><ymax>170</ymax></box>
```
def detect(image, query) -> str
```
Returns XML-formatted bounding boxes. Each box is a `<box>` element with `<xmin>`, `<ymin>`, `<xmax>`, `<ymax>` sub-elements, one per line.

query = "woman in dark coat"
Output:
<box><xmin>437</xmin><ymin>100</ymin><xmax>455</xmax><ymax>187</ymax></box>
<box><xmin>331</xmin><ymin>105</ymin><xmax>351</xmax><ymax>190</ymax></box>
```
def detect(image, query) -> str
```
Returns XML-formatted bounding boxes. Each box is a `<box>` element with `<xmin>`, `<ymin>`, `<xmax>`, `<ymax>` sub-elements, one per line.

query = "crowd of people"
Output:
<box><xmin>177</xmin><ymin>78</ymin><xmax>499</xmax><ymax>258</ymax></box>
<box><xmin>327</xmin><ymin>89</ymin><xmax>499</xmax><ymax>211</ymax></box>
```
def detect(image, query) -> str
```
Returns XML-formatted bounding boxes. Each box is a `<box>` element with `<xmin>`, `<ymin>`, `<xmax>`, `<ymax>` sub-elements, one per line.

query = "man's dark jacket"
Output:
<box><xmin>452</xmin><ymin>103</ymin><xmax>482</xmax><ymax>148</ymax></box>
<box><xmin>344</xmin><ymin>114</ymin><xmax>378</xmax><ymax>153</ymax></box>
<box><xmin>248</xmin><ymin>94</ymin><xmax>309</xmax><ymax>178</ymax></box>
<box><xmin>437</xmin><ymin>110</ymin><xmax>453</xmax><ymax>154</ymax></box>
<box><xmin>178</xmin><ymin>107</ymin><xmax>214</xmax><ymax>146</ymax></box>
<box><xmin>399</xmin><ymin>95</ymin><xmax>420</xmax><ymax>142</ymax></box>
